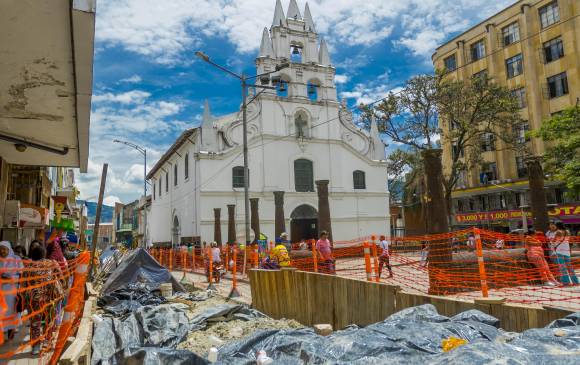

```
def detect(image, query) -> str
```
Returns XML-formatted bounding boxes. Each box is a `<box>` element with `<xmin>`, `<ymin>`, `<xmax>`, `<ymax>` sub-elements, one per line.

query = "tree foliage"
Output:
<box><xmin>530</xmin><ymin>104</ymin><xmax>580</xmax><ymax>197</ymax></box>
<box><xmin>360</xmin><ymin>72</ymin><xmax>524</xmax><ymax>215</ymax></box>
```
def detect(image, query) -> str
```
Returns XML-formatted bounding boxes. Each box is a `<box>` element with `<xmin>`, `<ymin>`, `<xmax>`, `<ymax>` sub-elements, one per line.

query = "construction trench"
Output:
<box><xmin>65</xmin><ymin>248</ymin><xmax>580</xmax><ymax>365</ymax></box>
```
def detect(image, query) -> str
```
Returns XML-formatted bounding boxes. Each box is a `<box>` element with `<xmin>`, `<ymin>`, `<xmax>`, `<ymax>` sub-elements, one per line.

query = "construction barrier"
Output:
<box><xmin>0</xmin><ymin>252</ymin><xmax>90</xmax><ymax>364</ymax></box>
<box><xmin>155</xmin><ymin>228</ymin><xmax>580</xmax><ymax>311</ymax></box>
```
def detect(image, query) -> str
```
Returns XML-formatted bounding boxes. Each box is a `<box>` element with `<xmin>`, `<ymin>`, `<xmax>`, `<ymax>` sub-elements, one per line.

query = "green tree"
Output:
<box><xmin>530</xmin><ymin>104</ymin><xmax>580</xmax><ymax>197</ymax></box>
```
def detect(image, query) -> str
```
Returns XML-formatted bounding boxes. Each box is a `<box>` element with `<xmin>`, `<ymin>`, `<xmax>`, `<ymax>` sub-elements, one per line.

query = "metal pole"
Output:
<box><xmin>89</xmin><ymin>163</ymin><xmax>108</xmax><ymax>281</ymax></box>
<box><xmin>143</xmin><ymin>149</ymin><xmax>147</xmax><ymax>248</ymax></box>
<box><xmin>242</xmin><ymin>75</ymin><xmax>250</xmax><ymax>245</ymax></box>
<box><xmin>242</xmin><ymin>75</ymin><xmax>250</xmax><ymax>275</ymax></box>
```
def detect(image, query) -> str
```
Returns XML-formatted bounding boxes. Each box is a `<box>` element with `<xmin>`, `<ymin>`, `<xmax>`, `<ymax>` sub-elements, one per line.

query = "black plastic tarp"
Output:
<box><xmin>92</xmin><ymin>304</ymin><xmax>190</xmax><ymax>365</ymax></box>
<box><xmin>215</xmin><ymin>304</ymin><xmax>580</xmax><ymax>365</ymax></box>
<box><xmin>98</xmin><ymin>283</ymin><xmax>167</xmax><ymax>317</ymax></box>
<box><xmin>121</xmin><ymin>348</ymin><xmax>208</xmax><ymax>365</ymax></box>
<box><xmin>100</xmin><ymin>248</ymin><xmax>184</xmax><ymax>295</ymax></box>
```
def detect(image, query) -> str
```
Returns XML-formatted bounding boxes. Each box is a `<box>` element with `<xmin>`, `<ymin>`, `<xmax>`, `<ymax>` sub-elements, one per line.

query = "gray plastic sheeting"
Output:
<box><xmin>216</xmin><ymin>304</ymin><xmax>580</xmax><ymax>364</ymax></box>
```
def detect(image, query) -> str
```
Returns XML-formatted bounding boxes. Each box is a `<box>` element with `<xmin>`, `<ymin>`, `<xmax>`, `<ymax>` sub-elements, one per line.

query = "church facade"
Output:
<box><xmin>147</xmin><ymin>0</ymin><xmax>390</xmax><ymax>246</ymax></box>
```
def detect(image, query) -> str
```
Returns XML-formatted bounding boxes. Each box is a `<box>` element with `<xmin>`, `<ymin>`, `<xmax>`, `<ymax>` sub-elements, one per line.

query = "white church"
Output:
<box><xmin>147</xmin><ymin>0</ymin><xmax>390</xmax><ymax>246</ymax></box>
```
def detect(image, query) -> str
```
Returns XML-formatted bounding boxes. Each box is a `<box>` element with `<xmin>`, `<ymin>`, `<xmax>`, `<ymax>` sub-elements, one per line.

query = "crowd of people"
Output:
<box><xmin>0</xmin><ymin>236</ymin><xmax>76</xmax><ymax>354</ymax></box>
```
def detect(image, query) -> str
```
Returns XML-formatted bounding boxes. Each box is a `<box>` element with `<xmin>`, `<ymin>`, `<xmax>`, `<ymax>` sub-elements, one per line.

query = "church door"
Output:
<box><xmin>290</xmin><ymin>204</ymin><xmax>318</xmax><ymax>243</ymax></box>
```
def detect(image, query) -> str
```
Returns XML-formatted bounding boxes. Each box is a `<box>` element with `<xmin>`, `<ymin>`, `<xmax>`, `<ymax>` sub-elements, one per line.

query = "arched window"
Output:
<box><xmin>277</xmin><ymin>79</ymin><xmax>289</xmax><ymax>97</ymax></box>
<box><xmin>184</xmin><ymin>153</ymin><xmax>189</xmax><ymax>179</ymax></box>
<box><xmin>353</xmin><ymin>170</ymin><xmax>366</xmax><ymax>189</ymax></box>
<box><xmin>294</xmin><ymin>159</ymin><xmax>314</xmax><ymax>192</ymax></box>
<box><xmin>307</xmin><ymin>80</ymin><xmax>319</xmax><ymax>101</ymax></box>
<box><xmin>165</xmin><ymin>172</ymin><xmax>169</xmax><ymax>192</ymax></box>
<box><xmin>174</xmin><ymin>164</ymin><xmax>178</xmax><ymax>186</ymax></box>
<box><xmin>232</xmin><ymin>166</ymin><xmax>247</xmax><ymax>188</ymax></box>
<box><xmin>290</xmin><ymin>44</ymin><xmax>303</xmax><ymax>63</ymax></box>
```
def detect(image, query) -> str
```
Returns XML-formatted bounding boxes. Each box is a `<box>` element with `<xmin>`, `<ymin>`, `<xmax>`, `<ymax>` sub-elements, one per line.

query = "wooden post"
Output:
<box><xmin>225</xmin><ymin>246</ymin><xmax>230</xmax><ymax>272</ymax></box>
<box><xmin>89</xmin><ymin>163</ymin><xmax>108</xmax><ymax>281</ymax></box>
<box><xmin>474</xmin><ymin>228</ymin><xmax>489</xmax><ymax>297</ymax></box>
<box><xmin>169</xmin><ymin>248</ymin><xmax>173</xmax><ymax>271</ymax></box>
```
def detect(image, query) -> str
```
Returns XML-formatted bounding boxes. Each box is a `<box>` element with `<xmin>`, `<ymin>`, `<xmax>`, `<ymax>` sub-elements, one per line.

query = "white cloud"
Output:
<box><xmin>96</xmin><ymin>0</ymin><xmax>517</xmax><ymax>63</ymax></box>
<box><xmin>92</xmin><ymin>90</ymin><xmax>151</xmax><ymax>105</ymax></box>
<box><xmin>334</xmin><ymin>74</ymin><xmax>349</xmax><ymax>84</ymax></box>
<box><xmin>103</xmin><ymin>196</ymin><xmax>122</xmax><ymax>206</ymax></box>
<box><xmin>119</xmin><ymin>75</ymin><xmax>142</xmax><ymax>84</ymax></box>
<box><xmin>341</xmin><ymin>84</ymin><xmax>402</xmax><ymax>106</ymax></box>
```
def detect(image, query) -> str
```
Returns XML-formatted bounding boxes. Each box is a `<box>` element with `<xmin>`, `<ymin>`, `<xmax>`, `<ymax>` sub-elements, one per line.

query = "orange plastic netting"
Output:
<box><xmin>0</xmin><ymin>251</ymin><xmax>89</xmax><ymax>364</ymax></box>
<box><xmin>156</xmin><ymin>228</ymin><xmax>580</xmax><ymax>311</ymax></box>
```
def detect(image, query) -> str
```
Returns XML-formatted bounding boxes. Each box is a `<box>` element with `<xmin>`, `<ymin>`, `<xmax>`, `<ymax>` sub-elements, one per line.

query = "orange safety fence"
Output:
<box><xmin>153</xmin><ymin>228</ymin><xmax>580</xmax><ymax>311</ymax></box>
<box><xmin>0</xmin><ymin>252</ymin><xmax>90</xmax><ymax>364</ymax></box>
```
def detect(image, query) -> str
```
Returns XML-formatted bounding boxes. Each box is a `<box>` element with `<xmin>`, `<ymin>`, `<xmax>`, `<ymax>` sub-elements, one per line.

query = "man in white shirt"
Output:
<box><xmin>378</xmin><ymin>236</ymin><xmax>393</xmax><ymax>278</ymax></box>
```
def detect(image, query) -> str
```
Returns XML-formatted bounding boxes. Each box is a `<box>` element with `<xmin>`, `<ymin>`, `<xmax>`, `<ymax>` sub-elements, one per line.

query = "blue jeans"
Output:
<box><xmin>556</xmin><ymin>254</ymin><xmax>579</xmax><ymax>285</ymax></box>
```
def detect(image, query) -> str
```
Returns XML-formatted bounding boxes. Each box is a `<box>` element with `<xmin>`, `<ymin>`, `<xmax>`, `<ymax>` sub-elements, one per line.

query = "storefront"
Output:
<box><xmin>454</xmin><ymin>203</ymin><xmax>580</xmax><ymax>233</ymax></box>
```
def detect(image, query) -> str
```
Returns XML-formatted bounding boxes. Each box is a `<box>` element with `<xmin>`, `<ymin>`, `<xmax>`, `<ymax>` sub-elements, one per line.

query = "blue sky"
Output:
<box><xmin>77</xmin><ymin>0</ymin><xmax>515</xmax><ymax>204</ymax></box>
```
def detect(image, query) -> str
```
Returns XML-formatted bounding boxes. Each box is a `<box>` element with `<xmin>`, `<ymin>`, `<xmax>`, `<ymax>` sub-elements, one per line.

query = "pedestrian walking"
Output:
<box><xmin>526</xmin><ymin>232</ymin><xmax>559</xmax><ymax>286</ymax></box>
<box><xmin>420</xmin><ymin>242</ymin><xmax>429</xmax><ymax>268</ymax></box>
<box><xmin>552</xmin><ymin>222</ymin><xmax>579</xmax><ymax>286</ymax></box>
<box><xmin>316</xmin><ymin>231</ymin><xmax>335</xmax><ymax>274</ymax></box>
<box><xmin>0</xmin><ymin>241</ymin><xmax>23</xmax><ymax>342</ymax></box>
<box><xmin>378</xmin><ymin>235</ymin><xmax>393</xmax><ymax>278</ymax></box>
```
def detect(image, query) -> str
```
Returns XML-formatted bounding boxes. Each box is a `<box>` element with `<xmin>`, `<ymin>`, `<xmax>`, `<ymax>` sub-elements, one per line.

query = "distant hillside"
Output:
<box><xmin>77</xmin><ymin>200</ymin><xmax>114</xmax><ymax>224</ymax></box>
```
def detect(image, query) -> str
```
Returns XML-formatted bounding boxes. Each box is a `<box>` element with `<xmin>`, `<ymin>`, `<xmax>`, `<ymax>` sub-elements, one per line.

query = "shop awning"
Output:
<box><xmin>0</xmin><ymin>0</ymin><xmax>96</xmax><ymax>172</ymax></box>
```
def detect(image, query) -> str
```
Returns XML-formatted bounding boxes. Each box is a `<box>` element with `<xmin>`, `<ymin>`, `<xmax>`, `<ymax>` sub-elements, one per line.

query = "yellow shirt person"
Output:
<box><xmin>270</xmin><ymin>243</ymin><xmax>291</xmax><ymax>267</ymax></box>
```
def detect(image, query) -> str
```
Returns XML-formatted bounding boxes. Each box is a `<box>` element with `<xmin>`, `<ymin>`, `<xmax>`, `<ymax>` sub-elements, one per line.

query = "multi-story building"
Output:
<box><xmin>432</xmin><ymin>0</ymin><xmax>579</xmax><ymax>232</ymax></box>
<box><xmin>87</xmin><ymin>223</ymin><xmax>114</xmax><ymax>250</ymax></box>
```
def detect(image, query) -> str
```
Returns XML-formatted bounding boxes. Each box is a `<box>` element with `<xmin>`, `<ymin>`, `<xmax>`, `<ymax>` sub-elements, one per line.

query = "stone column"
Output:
<box><xmin>315</xmin><ymin>180</ymin><xmax>333</xmax><ymax>243</ymax></box>
<box><xmin>526</xmin><ymin>156</ymin><xmax>549</xmax><ymax>233</ymax></box>
<box><xmin>421</xmin><ymin>149</ymin><xmax>453</xmax><ymax>295</ymax></box>
<box><xmin>227</xmin><ymin>204</ymin><xmax>236</xmax><ymax>244</ymax></box>
<box><xmin>213</xmin><ymin>208</ymin><xmax>222</xmax><ymax>245</ymax></box>
<box><xmin>273</xmin><ymin>191</ymin><xmax>286</xmax><ymax>238</ymax></box>
<box><xmin>250</xmin><ymin>198</ymin><xmax>260</xmax><ymax>242</ymax></box>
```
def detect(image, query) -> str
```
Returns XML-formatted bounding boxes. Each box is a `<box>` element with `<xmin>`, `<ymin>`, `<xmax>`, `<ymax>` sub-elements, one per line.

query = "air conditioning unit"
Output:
<box><xmin>4</xmin><ymin>200</ymin><xmax>20</xmax><ymax>228</ymax></box>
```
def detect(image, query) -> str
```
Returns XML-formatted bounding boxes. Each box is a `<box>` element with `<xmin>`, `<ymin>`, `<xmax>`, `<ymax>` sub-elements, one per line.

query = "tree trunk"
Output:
<box><xmin>422</xmin><ymin>149</ymin><xmax>453</xmax><ymax>295</ymax></box>
<box><xmin>526</xmin><ymin>156</ymin><xmax>549</xmax><ymax>233</ymax></box>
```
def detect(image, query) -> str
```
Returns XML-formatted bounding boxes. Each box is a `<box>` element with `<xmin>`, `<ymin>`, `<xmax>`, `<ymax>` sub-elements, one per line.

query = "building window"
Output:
<box><xmin>513</xmin><ymin>122</ymin><xmax>530</xmax><ymax>144</ymax></box>
<box><xmin>470</xmin><ymin>39</ymin><xmax>486</xmax><ymax>61</ymax></box>
<box><xmin>444</xmin><ymin>54</ymin><xmax>457</xmax><ymax>71</ymax></box>
<box><xmin>159</xmin><ymin>178</ymin><xmax>162</xmax><ymax>197</ymax></box>
<box><xmin>232</xmin><ymin>166</ymin><xmax>245</xmax><ymax>188</ymax></box>
<box><xmin>472</xmin><ymin>69</ymin><xmax>488</xmax><ymax>82</ymax></box>
<box><xmin>506</xmin><ymin>54</ymin><xmax>523</xmax><ymax>78</ymax></box>
<box><xmin>290</xmin><ymin>44</ymin><xmax>303</xmax><ymax>63</ymax></box>
<box><xmin>543</xmin><ymin>37</ymin><xmax>564</xmax><ymax>63</ymax></box>
<box><xmin>516</xmin><ymin>156</ymin><xmax>528</xmax><ymax>178</ymax></box>
<box><xmin>153</xmin><ymin>181</ymin><xmax>156</xmax><ymax>200</ymax></box>
<box><xmin>184</xmin><ymin>153</ymin><xmax>189</xmax><ymax>179</ymax></box>
<box><xmin>480</xmin><ymin>162</ymin><xmax>498</xmax><ymax>184</ymax></box>
<box><xmin>452</xmin><ymin>143</ymin><xmax>464</xmax><ymax>160</ymax></box>
<box><xmin>174</xmin><ymin>164</ymin><xmax>178</xmax><ymax>186</ymax></box>
<box><xmin>294</xmin><ymin>159</ymin><xmax>314</xmax><ymax>192</ymax></box>
<box><xmin>547</xmin><ymin>72</ymin><xmax>568</xmax><ymax>98</ymax></box>
<box><xmin>539</xmin><ymin>1</ymin><xmax>560</xmax><ymax>29</ymax></box>
<box><xmin>277</xmin><ymin>80</ymin><xmax>289</xmax><ymax>97</ymax></box>
<box><xmin>165</xmin><ymin>172</ymin><xmax>169</xmax><ymax>192</ymax></box>
<box><xmin>502</xmin><ymin>22</ymin><xmax>520</xmax><ymax>46</ymax></box>
<box><xmin>480</xmin><ymin>133</ymin><xmax>495</xmax><ymax>152</ymax></box>
<box><xmin>511</xmin><ymin>88</ymin><xmax>527</xmax><ymax>108</ymax></box>
<box><xmin>353</xmin><ymin>170</ymin><xmax>366</xmax><ymax>189</ymax></box>
<box><xmin>307</xmin><ymin>81</ymin><xmax>319</xmax><ymax>101</ymax></box>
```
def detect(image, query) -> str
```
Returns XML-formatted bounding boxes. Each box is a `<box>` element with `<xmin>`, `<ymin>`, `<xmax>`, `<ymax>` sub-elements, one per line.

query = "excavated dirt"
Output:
<box><xmin>175</xmin><ymin>294</ymin><xmax>303</xmax><ymax>356</ymax></box>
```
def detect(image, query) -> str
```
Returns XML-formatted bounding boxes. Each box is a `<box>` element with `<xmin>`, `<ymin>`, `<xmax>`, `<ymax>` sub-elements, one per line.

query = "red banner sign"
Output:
<box><xmin>456</xmin><ymin>204</ymin><xmax>580</xmax><ymax>223</ymax></box>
